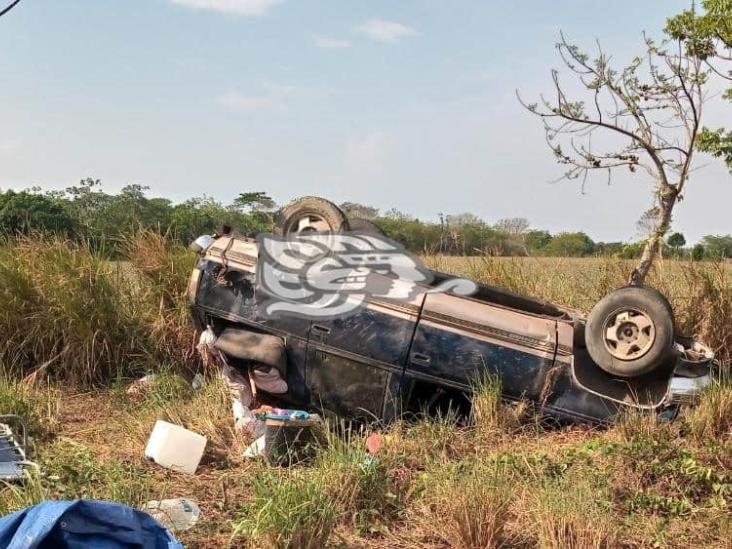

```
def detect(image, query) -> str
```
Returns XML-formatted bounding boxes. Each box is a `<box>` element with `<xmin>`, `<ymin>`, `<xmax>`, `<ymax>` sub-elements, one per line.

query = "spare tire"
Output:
<box><xmin>585</xmin><ymin>286</ymin><xmax>675</xmax><ymax>378</ymax></box>
<box><xmin>273</xmin><ymin>196</ymin><xmax>349</xmax><ymax>236</ymax></box>
<box><xmin>348</xmin><ymin>218</ymin><xmax>386</xmax><ymax>236</ymax></box>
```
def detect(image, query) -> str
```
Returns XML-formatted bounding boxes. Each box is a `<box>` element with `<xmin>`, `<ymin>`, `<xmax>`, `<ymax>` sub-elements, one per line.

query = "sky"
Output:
<box><xmin>0</xmin><ymin>0</ymin><xmax>729</xmax><ymax>243</ymax></box>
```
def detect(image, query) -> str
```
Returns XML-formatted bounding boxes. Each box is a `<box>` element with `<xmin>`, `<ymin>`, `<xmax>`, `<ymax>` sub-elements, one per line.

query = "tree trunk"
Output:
<box><xmin>628</xmin><ymin>190</ymin><xmax>677</xmax><ymax>286</ymax></box>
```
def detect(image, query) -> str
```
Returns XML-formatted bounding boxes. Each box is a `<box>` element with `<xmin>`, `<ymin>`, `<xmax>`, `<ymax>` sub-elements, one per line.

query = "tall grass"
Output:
<box><xmin>0</xmin><ymin>233</ymin><xmax>196</xmax><ymax>384</ymax></box>
<box><xmin>121</xmin><ymin>229</ymin><xmax>198</xmax><ymax>372</ymax></box>
<box><xmin>313</xmin><ymin>429</ymin><xmax>395</xmax><ymax>529</ymax></box>
<box><xmin>685</xmin><ymin>372</ymin><xmax>732</xmax><ymax>440</ymax></box>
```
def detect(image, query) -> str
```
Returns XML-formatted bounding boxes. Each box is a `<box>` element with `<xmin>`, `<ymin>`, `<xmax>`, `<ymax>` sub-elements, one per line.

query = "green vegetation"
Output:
<box><xmin>5</xmin><ymin>182</ymin><xmax>732</xmax><ymax>259</ymax></box>
<box><xmin>667</xmin><ymin>0</ymin><xmax>732</xmax><ymax>172</ymax></box>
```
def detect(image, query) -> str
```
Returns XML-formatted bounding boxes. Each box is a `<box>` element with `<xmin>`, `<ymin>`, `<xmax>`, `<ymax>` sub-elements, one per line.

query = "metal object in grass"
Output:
<box><xmin>0</xmin><ymin>415</ymin><xmax>36</xmax><ymax>481</ymax></box>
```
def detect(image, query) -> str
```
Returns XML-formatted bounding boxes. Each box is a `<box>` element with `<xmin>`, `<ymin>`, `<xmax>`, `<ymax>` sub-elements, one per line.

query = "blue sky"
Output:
<box><xmin>0</xmin><ymin>0</ymin><xmax>728</xmax><ymax>243</ymax></box>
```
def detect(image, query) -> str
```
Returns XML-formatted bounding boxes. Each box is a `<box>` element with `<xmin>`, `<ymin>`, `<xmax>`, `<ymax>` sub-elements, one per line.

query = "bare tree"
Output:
<box><xmin>520</xmin><ymin>33</ymin><xmax>707</xmax><ymax>286</ymax></box>
<box><xmin>495</xmin><ymin>217</ymin><xmax>530</xmax><ymax>237</ymax></box>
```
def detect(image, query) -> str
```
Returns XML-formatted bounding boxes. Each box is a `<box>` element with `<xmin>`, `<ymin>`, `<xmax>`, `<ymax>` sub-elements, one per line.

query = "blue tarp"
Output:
<box><xmin>0</xmin><ymin>499</ymin><xmax>183</xmax><ymax>549</ymax></box>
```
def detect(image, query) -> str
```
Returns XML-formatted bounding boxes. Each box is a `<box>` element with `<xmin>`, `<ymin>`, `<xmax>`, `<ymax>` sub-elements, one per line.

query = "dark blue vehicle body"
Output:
<box><xmin>189</xmin><ymin>236</ymin><xmax>690</xmax><ymax>424</ymax></box>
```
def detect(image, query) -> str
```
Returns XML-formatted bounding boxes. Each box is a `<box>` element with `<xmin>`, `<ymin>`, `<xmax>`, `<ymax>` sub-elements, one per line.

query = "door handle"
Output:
<box><xmin>411</xmin><ymin>352</ymin><xmax>431</xmax><ymax>366</ymax></box>
<box><xmin>312</xmin><ymin>324</ymin><xmax>331</xmax><ymax>335</ymax></box>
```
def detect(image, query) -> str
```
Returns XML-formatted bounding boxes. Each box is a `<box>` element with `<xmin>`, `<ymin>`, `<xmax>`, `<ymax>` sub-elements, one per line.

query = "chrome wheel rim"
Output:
<box><xmin>603</xmin><ymin>308</ymin><xmax>656</xmax><ymax>360</ymax></box>
<box><xmin>287</xmin><ymin>213</ymin><xmax>331</xmax><ymax>233</ymax></box>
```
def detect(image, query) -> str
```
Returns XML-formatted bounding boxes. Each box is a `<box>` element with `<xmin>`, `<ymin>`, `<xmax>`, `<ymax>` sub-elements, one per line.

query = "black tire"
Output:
<box><xmin>585</xmin><ymin>286</ymin><xmax>675</xmax><ymax>378</ymax></box>
<box><xmin>348</xmin><ymin>218</ymin><xmax>386</xmax><ymax>236</ymax></box>
<box><xmin>273</xmin><ymin>196</ymin><xmax>349</xmax><ymax>236</ymax></box>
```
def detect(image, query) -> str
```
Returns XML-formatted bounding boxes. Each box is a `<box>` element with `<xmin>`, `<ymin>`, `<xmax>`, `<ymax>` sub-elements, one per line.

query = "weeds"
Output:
<box><xmin>685</xmin><ymin>372</ymin><xmax>732</xmax><ymax>440</ymax></box>
<box><xmin>231</xmin><ymin>471</ymin><xmax>338</xmax><ymax>549</ymax></box>
<box><xmin>413</xmin><ymin>461</ymin><xmax>514</xmax><ymax>548</ymax></box>
<box><xmin>530</xmin><ymin>472</ymin><xmax>615</xmax><ymax>549</ymax></box>
<box><xmin>313</xmin><ymin>429</ymin><xmax>396</xmax><ymax>530</ymax></box>
<box><xmin>470</xmin><ymin>372</ymin><xmax>528</xmax><ymax>435</ymax></box>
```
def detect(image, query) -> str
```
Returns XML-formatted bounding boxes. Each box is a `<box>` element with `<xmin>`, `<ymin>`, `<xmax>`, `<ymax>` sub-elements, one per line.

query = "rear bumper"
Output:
<box><xmin>667</xmin><ymin>340</ymin><xmax>716</xmax><ymax>405</ymax></box>
<box><xmin>668</xmin><ymin>374</ymin><xmax>712</xmax><ymax>404</ymax></box>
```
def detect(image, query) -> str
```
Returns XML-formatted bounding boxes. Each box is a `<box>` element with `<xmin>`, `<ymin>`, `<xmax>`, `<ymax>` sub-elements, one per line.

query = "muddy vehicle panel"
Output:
<box><xmin>188</xmin><ymin>198</ymin><xmax>715</xmax><ymax>424</ymax></box>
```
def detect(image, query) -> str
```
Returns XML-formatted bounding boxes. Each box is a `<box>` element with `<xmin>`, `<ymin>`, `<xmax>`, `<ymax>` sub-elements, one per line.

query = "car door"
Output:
<box><xmin>194</xmin><ymin>245</ymin><xmax>311</xmax><ymax>403</ymax></box>
<box><xmin>405</xmin><ymin>292</ymin><xmax>558</xmax><ymax>401</ymax></box>
<box><xmin>306</xmin><ymin>287</ymin><xmax>425</xmax><ymax>420</ymax></box>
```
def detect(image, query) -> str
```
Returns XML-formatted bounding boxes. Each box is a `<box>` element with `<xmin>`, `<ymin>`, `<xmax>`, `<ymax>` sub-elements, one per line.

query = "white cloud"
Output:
<box><xmin>217</xmin><ymin>91</ymin><xmax>276</xmax><ymax>112</ymax></box>
<box><xmin>170</xmin><ymin>0</ymin><xmax>284</xmax><ymax>16</ymax></box>
<box><xmin>216</xmin><ymin>81</ymin><xmax>339</xmax><ymax>114</ymax></box>
<box><xmin>313</xmin><ymin>35</ymin><xmax>352</xmax><ymax>49</ymax></box>
<box><xmin>356</xmin><ymin>19</ymin><xmax>417</xmax><ymax>43</ymax></box>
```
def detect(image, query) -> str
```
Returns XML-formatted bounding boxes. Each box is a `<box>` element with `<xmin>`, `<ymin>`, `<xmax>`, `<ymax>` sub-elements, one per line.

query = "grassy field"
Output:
<box><xmin>0</xmin><ymin>236</ymin><xmax>728</xmax><ymax>548</ymax></box>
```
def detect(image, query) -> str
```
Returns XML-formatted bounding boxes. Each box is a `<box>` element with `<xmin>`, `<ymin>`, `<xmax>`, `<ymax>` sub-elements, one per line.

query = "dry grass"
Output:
<box><xmin>410</xmin><ymin>462</ymin><xmax>514</xmax><ymax>548</ymax></box>
<box><xmin>0</xmin><ymin>239</ymin><xmax>727</xmax><ymax>547</ymax></box>
<box><xmin>529</xmin><ymin>472</ymin><xmax>615</xmax><ymax>549</ymax></box>
<box><xmin>0</xmin><ymin>233</ymin><xmax>197</xmax><ymax>383</ymax></box>
<box><xmin>685</xmin><ymin>372</ymin><xmax>732</xmax><ymax>440</ymax></box>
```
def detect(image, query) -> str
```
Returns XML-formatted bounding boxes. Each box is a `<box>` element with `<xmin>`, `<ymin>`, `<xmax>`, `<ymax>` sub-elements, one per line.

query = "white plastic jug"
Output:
<box><xmin>144</xmin><ymin>420</ymin><xmax>207</xmax><ymax>475</ymax></box>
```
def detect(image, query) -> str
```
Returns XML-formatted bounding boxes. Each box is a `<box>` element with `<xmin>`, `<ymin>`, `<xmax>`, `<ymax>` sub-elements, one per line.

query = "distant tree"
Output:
<box><xmin>544</xmin><ymin>232</ymin><xmax>595</xmax><ymax>257</ymax></box>
<box><xmin>667</xmin><ymin>1</ymin><xmax>732</xmax><ymax>172</ymax></box>
<box><xmin>0</xmin><ymin>190</ymin><xmax>75</xmax><ymax>235</ymax></box>
<box><xmin>595</xmin><ymin>241</ymin><xmax>625</xmax><ymax>256</ymax></box>
<box><xmin>495</xmin><ymin>217</ymin><xmax>530</xmax><ymax>236</ymax></box>
<box><xmin>619</xmin><ymin>241</ymin><xmax>647</xmax><ymax>259</ymax></box>
<box><xmin>448</xmin><ymin>212</ymin><xmax>483</xmax><ymax>228</ymax></box>
<box><xmin>339</xmin><ymin>202</ymin><xmax>379</xmax><ymax>219</ymax></box>
<box><xmin>233</xmin><ymin>192</ymin><xmax>276</xmax><ymax>213</ymax></box>
<box><xmin>521</xmin><ymin>29</ymin><xmax>708</xmax><ymax>286</ymax></box>
<box><xmin>692</xmin><ymin>242</ymin><xmax>706</xmax><ymax>261</ymax></box>
<box><xmin>525</xmin><ymin>230</ymin><xmax>553</xmax><ymax>252</ymax></box>
<box><xmin>667</xmin><ymin>232</ymin><xmax>687</xmax><ymax>256</ymax></box>
<box><xmin>701</xmin><ymin>234</ymin><xmax>732</xmax><ymax>258</ymax></box>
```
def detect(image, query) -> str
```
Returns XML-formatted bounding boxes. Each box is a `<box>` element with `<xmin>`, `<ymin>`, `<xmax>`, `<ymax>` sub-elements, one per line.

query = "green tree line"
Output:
<box><xmin>0</xmin><ymin>181</ymin><xmax>728</xmax><ymax>259</ymax></box>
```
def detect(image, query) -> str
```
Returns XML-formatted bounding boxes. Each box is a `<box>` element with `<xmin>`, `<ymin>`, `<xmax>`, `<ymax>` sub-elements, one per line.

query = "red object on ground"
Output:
<box><xmin>366</xmin><ymin>433</ymin><xmax>382</xmax><ymax>455</ymax></box>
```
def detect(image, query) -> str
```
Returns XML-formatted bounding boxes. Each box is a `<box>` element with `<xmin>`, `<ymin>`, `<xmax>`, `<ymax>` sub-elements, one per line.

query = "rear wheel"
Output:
<box><xmin>273</xmin><ymin>196</ymin><xmax>349</xmax><ymax>236</ymax></box>
<box><xmin>585</xmin><ymin>286</ymin><xmax>675</xmax><ymax>377</ymax></box>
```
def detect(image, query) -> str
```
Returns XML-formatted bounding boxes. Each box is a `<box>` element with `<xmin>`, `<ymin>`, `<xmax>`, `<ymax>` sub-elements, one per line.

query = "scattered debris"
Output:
<box><xmin>126</xmin><ymin>374</ymin><xmax>157</xmax><ymax>402</ymax></box>
<box><xmin>144</xmin><ymin>420</ymin><xmax>207</xmax><ymax>475</ymax></box>
<box><xmin>142</xmin><ymin>498</ymin><xmax>201</xmax><ymax>532</ymax></box>
<box><xmin>243</xmin><ymin>435</ymin><xmax>266</xmax><ymax>459</ymax></box>
<box><xmin>191</xmin><ymin>373</ymin><xmax>205</xmax><ymax>391</ymax></box>
<box><xmin>365</xmin><ymin>432</ymin><xmax>382</xmax><ymax>455</ymax></box>
<box><xmin>0</xmin><ymin>416</ymin><xmax>36</xmax><ymax>481</ymax></box>
<box><xmin>264</xmin><ymin>413</ymin><xmax>323</xmax><ymax>466</ymax></box>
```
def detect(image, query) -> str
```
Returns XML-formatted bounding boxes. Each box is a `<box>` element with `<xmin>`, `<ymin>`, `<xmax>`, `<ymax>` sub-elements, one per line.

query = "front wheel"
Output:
<box><xmin>585</xmin><ymin>286</ymin><xmax>675</xmax><ymax>378</ymax></box>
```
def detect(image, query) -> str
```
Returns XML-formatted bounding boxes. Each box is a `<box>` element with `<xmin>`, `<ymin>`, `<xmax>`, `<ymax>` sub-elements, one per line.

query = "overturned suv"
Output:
<box><xmin>188</xmin><ymin>196</ymin><xmax>714</xmax><ymax>424</ymax></box>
